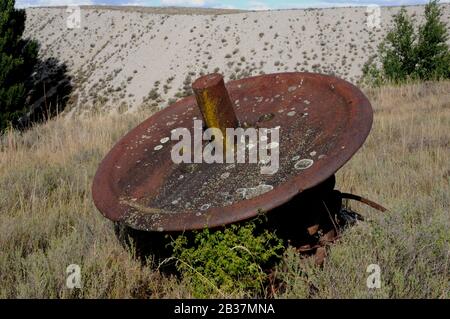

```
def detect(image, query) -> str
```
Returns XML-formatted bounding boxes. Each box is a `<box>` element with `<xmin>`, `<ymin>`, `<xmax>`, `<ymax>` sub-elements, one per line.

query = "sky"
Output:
<box><xmin>15</xmin><ymin>0</ymin><xmax>449</xmax><ymax>10</ymax></box>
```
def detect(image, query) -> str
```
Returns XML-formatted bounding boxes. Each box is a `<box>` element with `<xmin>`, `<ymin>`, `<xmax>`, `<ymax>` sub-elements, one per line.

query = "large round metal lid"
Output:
<box><xmin>92</xmin><ymin>72</ymin><xmax>373</xmax><ymax>232</ymax></box>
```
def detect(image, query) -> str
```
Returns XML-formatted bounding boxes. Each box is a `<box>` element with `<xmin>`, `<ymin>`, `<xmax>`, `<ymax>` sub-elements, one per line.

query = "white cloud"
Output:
<box><xmin>212</xmin><ymin>4</ymin><xmax>237</xmax><ymax>9</ymax></box>
<box><xmin>16</xmin><ymin>0</ymin><xmax>93</xmax><ymax>8</ymax></box>
<box><xmin>160</xmin><ymin>0</ymin><xmax>207</xmax><ymax>6</ymax></box>
<box><xmin>120</xmin><ymin>1</ymin><xmax>149</xmax><ymax>5</ymax></box>
<box><xmin>247</xmin><ymin>0</ymin><xmax>271</xmax><ymax>10</ymax></box>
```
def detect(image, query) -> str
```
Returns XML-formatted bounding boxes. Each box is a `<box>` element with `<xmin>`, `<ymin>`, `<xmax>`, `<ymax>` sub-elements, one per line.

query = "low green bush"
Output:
<box><xmin>169</xmin><ymin>216</ymin><xmax>284</xmax><ymax>298</ymax></box>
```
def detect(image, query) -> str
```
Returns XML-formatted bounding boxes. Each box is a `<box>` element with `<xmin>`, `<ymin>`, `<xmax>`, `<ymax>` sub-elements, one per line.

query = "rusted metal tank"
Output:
<box><xmin>92</xmin><ymin>72</ymin><xmax>384</xmax><ymax>261</ymax></box>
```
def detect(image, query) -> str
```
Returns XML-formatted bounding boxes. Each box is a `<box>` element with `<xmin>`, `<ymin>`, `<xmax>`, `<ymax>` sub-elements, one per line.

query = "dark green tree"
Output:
<box><xmin>362</xmin><ymin>0</ymin><xmax>450</xmax><ymax>85</ymax></box>
<box><xmin>380</xmin><ymin>8</ymin><xmax>417</xmax><ymax>82</ymax></box>
<box><xmin>0</xmin><ymin>0</ymin><xmax>38</xmax><ymax>132</ymax></box>
<box><xmin>415</xmin><ymin>0</ymin><xmax>450</xmax><ymax>80</ymax></box>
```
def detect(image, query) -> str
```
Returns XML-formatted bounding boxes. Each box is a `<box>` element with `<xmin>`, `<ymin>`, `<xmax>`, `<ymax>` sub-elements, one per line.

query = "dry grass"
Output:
<box><xmin>0</xmin><ymin>81</ymin><xmax>449</xmax><ymax>298</ymax></box>
<box><xmin>276</xmin><ymin>81</ymin><xmax>450</xmax><ymax>298</ymax></box>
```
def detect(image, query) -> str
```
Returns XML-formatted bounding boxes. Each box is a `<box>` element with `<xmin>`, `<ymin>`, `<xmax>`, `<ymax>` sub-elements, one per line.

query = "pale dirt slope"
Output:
<box><xmin>23</xmin><ymin>5</ymin><xmax>450</xmax><ymax>114</ymax></box>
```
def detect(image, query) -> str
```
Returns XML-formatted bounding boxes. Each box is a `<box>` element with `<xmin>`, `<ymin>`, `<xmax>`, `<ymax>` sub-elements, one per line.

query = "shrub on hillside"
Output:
<box><xmin>362</xmin><ymin>0</ymin><xmax>450</xmax><ymax>85</ymax></box>
<box><xmin>415</xmin><ymin>0</ymin><xmax>450</xmax><ymax>80</ymax></box>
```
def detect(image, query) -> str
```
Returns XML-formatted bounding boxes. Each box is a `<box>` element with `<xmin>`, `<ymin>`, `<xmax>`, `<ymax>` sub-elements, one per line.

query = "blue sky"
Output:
<box><xmin>16</xmin><ymin>0</ymin><xmax>447</xmax><ymax>10</ymax></box>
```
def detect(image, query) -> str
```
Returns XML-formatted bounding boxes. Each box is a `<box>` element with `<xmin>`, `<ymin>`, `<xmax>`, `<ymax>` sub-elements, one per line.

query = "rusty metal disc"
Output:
<box><xmin>92</xmin><ymin>72</ymin><xmax>373</xmax><ymax>232</ymax></box>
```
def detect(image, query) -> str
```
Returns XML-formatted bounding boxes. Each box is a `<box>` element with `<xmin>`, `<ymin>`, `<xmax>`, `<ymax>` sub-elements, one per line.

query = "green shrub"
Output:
<box><xmin>380</xmin><ymin>8</ymin><xmax>418</xmax><ymax>82</ymax></box>
<box><xmin>361</xmin><ymin>55</ymin><xmax>384</xmax><ymax>87</ymax></box>
<box><xmin>415</xmin><ymin>0</ymin><xmax>450</xmax><ymax>80</ymax></box>
<box><xmin>0</xmin><ymin>0</ymin><xmax>39</xmax><ymax>132</ymax></box>
<box><xmin>362</xmin><ymin>0</ymin><xmax>450</xmax><ymax>86</ymax></box>
<box><xmin>169</xmin><ymin>216</ymin><xmax>284</xmax><ymax>298</ymax></box>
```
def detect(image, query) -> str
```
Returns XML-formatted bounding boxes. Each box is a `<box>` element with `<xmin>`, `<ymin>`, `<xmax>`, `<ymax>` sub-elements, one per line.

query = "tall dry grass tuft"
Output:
<box><xmin>0</xmin><ymin>81</ymin><xmax>449</xmax><ymax>298</ymax></box>
<box><xmin>276</xmin><ymin>81</ymin><xmax>450</xmax><ymax>298</ymax></box>
<box><xmin>0</xmin><ymin>110</ymin><xmax>191</xmax><ymax>298</ymax></box>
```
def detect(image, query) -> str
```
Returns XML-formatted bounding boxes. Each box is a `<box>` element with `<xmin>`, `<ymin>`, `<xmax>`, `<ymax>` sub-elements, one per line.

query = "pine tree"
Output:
<box><xmin>0</xmin><ymin>0</ymin><xmax>38</xmax><ymax>132</ymax></box>
<box><xmin>415</xmin><ymin>0</ymin><xmax>450</xmax><ymax>80</ymax></box>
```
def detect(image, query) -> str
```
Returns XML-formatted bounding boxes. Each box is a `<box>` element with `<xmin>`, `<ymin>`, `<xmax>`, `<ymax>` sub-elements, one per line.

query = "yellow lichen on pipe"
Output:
<box><xmin>192</xmin><ymin>73</ymin><xmax>239</xmax><ymax>151</ymax></box>
<box><xmin>201</xmin><ymin>90</ymin><xmax>222</xmax><ymax>130</ymax></box>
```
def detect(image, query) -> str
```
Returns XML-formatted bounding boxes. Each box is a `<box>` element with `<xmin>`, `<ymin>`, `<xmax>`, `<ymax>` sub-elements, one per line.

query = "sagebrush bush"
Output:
<box><xmin>170</xmin><ymin>216</ymin><xmax>284</xmax><ymax>298</ymax></box>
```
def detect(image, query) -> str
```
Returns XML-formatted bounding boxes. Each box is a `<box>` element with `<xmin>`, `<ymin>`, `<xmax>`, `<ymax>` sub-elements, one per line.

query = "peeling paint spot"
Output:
<box><xmin>235</xmin><ymin>184</ymin><xmax>273</xmax><ymax>200</ymax></box>
<box><xmin>226</xmin><ymin>164</ymin><xmax>235</xmax><ymax>170</ymax></box>
<box><xmin>200</xmin><ymin>203</ymin><xmax>210</xmax><ymax>211</ymax></box>
<box><xmin>236</xmin><ymin>188</ymin><xmax>246</xmax><ymax>197</ymax></box>
<box><xmin>294</xmin><ymin>159</ymin><xmax>314</xmax><ymax>170</ymax></box>
<box><xmin>287</xmin><ymin>111</ymin><xmax>296</xmax><ymax>116</ymax></box>
<box><xmin>220</xmin><ymin>172</ymin><xmax>230</xmax><ymax>179</ymax></box>
<box><xmin>245</xmin><ymin>184</ymin><xmax>273</xmax><ymax>199</ymax></box>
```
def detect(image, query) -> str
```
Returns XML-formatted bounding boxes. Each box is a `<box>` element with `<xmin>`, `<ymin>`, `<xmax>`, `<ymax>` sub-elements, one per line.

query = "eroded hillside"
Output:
<box><xmin>23</xmin><ymin>5</ymin><xmax>450</xmax><ymax>114</ymax></box>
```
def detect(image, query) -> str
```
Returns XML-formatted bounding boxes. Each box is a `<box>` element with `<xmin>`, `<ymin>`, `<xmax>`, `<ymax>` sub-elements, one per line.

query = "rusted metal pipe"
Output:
<box><xmin>192</xmin><ymin>73</ymin><xmax>239</xmax><ymax>136</ymax></box>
